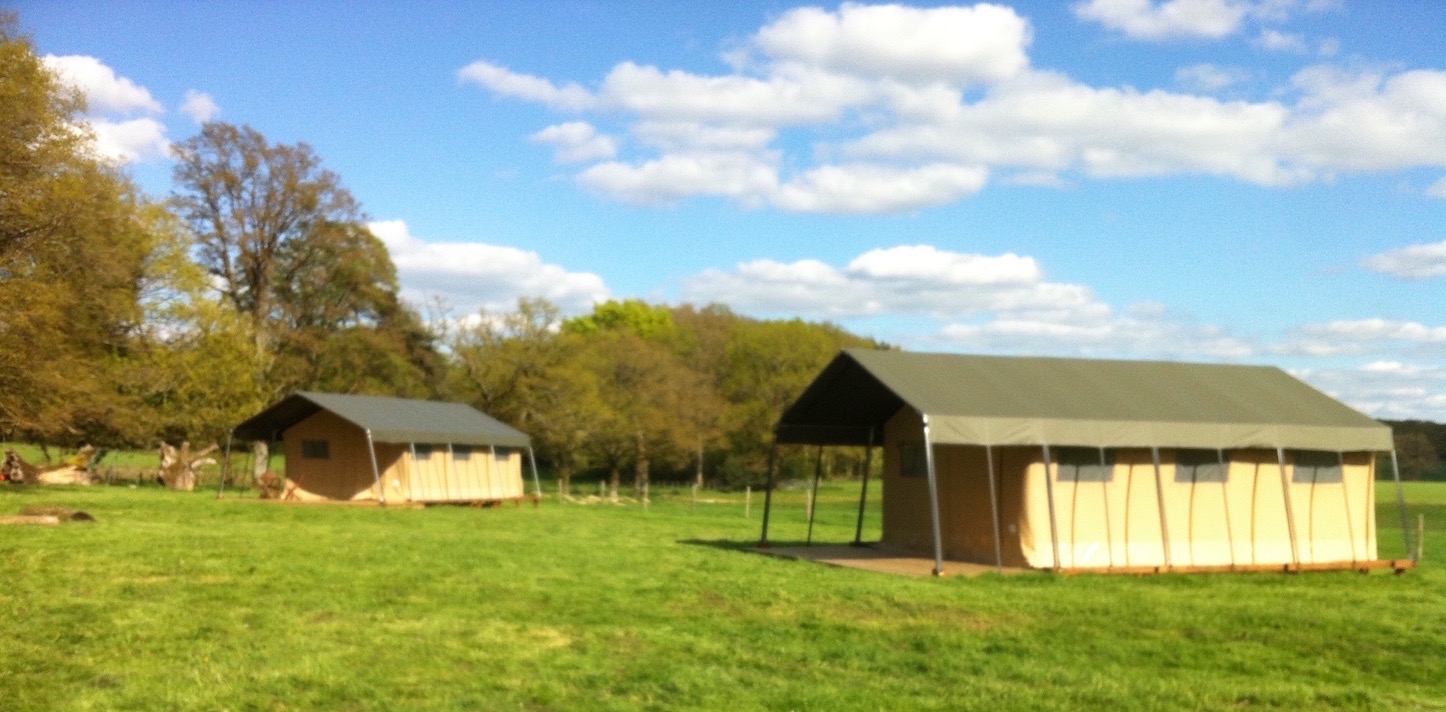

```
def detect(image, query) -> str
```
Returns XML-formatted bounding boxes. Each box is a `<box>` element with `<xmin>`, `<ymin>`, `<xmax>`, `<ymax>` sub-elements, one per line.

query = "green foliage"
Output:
<box><xmin>564</xmin><ymin>299</ymin><xmax>678</xmax><ymax>340</ymax></box>
<box><xmin>1</xmin><ymin>483</ymin><xmax>1443</xmax><ymax>709</ymax></box>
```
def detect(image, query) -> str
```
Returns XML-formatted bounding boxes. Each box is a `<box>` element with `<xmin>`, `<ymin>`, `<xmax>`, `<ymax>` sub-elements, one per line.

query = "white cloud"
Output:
<box><xmin>1255</xmin><ymin>28</ymin><xmax>1308</xmax><ymax>52</ymax></box>
<box><xmin>463</xmin><ymin>4</ymin><xmax>1446</xmax><ymax>214</ymax></box>
<box><xmin>41</xmin><ymin>54</ymin><xmax>172</xmax><ymax>164</ymax></box>
<box><xmin>1428</xmin><ymin>176</ymin><xmax>1446</xmax><ymax>198</ymax></box>
<box><xmin>88</xmin><ymin>117</ymin><xmax>170</xmax><ymax>163</ymax></box>
<box><xmin>530</xmin><ymin>122</ymin><xmax>618</xmax><ymax>163</ymax></box>
<box><xmin>366</xmin><ymin>220</ymin><xmax>610</xmax><ymax>314</ymax></box>
<box><xmin>1175</xmin><ymin>63</ymin><xmax>1252</xmax><ymax>92</ymax></box>
<box><xmin>42</xmin><ymin>54</ymin><xmax>163</xmax><ymax>114</ymax></box>
<box><xmin>1280</xmin><ymin>318</ymin><xmax>1446</xmax><ymax>356</ymax></box>
<box><xmin>750</xmin><ymin>3</ymin><xmax>1032</xmax><ymax>84</ymax></box>
<box><xmin>1291</xmin><ymin>361</ymin><xmax>1446</xmax><ymax>420</ymax></box>
<box><xmin>772</xmin><ymin>163</ymin><xmax>989</xmax><ymax>213</ymax></box>
<box><xmin>1072</xmin><ymin>0</ymin><xmax>1249</xmax><ymax>41</ymax></box>
<box><xmin>179</xmin><ymin>90</ymin><xmax>220</xmax><ymax>123</ymax></box>
<box><xmin>1363</xmin><ymin>241</ymin><xmax>1446</xmax><ymax>280</ymax></box>
<box><xmin>457</xmin><ymin>61</ymin><xmax>595</xmax><ymax>111</ymax></box>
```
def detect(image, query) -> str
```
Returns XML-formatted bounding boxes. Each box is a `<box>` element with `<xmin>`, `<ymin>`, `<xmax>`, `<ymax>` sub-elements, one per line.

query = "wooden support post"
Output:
<box><xmin>691</xmin><ymin>483</ymin><xmax>697</xmax><ymax>514</ymax></box>
<box><xmin>1391</xmin><ymin>450</ymin><xmax>1413</xmax><ymax>563</ymax></box>
<box><xmin>1338</xmin><ymin>451</ymin><xmax>1358</xmax><ymax>567</ymax></box>
<box><xmin>1098</xmin><ymin>447</ymin><xmax>1114</xmax><ymax>570</ymax></box>
<box><xmin>1218</xmin><ymin>449</ymin><xmax>1236</xmax><ymax>569</ymax></box>
<box><xmin>806</xmin><ymin>446</ymin><xmax>823</xmax><ymax>545</ymax></box>
<box><xmin>1042</xmin><ymin>444</ymin><xmax>1062</xmax><ymax>571</ymax></box>
<box><xmin>853</xmin><ymin>427</ymin><xmax>875</xmax><ymax>547</ymax></box>
<box><xmin>745</xmin><ymin>486</ymin><xmax>751</xmax><ymax>519</ymax></box>
<box><xmin>1276</xmin><ymin>447</ymin><xmax>1300</xmax><ymax>569</ymax></box>
<box><xmin>758</xmin><ymin>443</ymin><xmax>778</xmax><ymax>547</ymax></box>
<box><xmin>217</xmin><ymin>431</ymin><xmax>233</xmax><ymax>499</ymax></box>
<box><xmin>527</xmin><ymin>446</ymin><xmax>542</xmax><ymax>502</ymax></box>
<box><xmin>921</xmin><ymin>415</ymin><xmax>945</xmax><ymax>576</ymax></box>
<box><xmin>1417</xmin><ymin>513</ymin><xmax>1425</xmax><ymax>563</ymax></box>
<box><xmin>986</xmin><ymin>444</ymin><xmax>1004</xmax><ymax>571</ymax></box>
<box><xmin>365</xmin><ymin>429</ymin><xmax>385</xmax><ymax>506</ymax></box>
<box><xmin>1150</xmin><ymin>447</ymin><xmax>1172</xmax><ymax>570</ymax></box>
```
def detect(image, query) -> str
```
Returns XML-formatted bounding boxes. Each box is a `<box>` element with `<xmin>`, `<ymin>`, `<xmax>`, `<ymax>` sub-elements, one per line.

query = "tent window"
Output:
<box><xmin>1053</xmin><ymin>447</ymin><xmax>1113</xmax><ymax>482</ymax></box>
<box><xmin>454</xmin><ymin>445</ymin><xmax>472</xmax><ymax>461</ymax></box>
<box><xmin>1176</xmin><ymin>449</ymin><xmax>1229</xmax><ymax>483</ymax></box>
<box><xmin>414</xmin><ymin>444</ymin><xmax>434</xmax><ymax>461</ymax></box>
<box><xmin>899</xmin><ymin>443</ymin><xmax>927</xmax><ymax>478</ymax></box>
<box><xmin>1293</xmin><ymin>450</ymin><xmax>1343</xmax><ymax>484</ymax></box>
<box><xmin>301</xmin><ymin>440</ymin><xmax>329</xmax><ymax>459</ymax></box>
<box><xmin>494</xmin><ymin>447</ymin><xmax>509</xmax><ymax>464</ymax></box>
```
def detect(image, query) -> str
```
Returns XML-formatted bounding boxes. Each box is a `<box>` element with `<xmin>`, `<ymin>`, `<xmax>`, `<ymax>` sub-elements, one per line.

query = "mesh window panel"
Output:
<box><xmin>1054</xmin><ymin>447</ymin><xmax>1113</xmax><ymax>482</ymax></box>
<box><xmin>1176</xmin><ymin>449</ymin><xmax>1229</xmax><ymax>483</ymax></box>
<box><xmin>453</xmin><ymin>445</ymin><xmax>472</xmax><ymax>461</ymax></box>
<box><xmin>899</xmin><ymin>443</ymin><xmax>927</xmax><ymax>478</ymax></box>
<box><xmin>414</xmin><ymin>444</ymin><xmax>434</xmax><ymax>461</ymax></box>
<box><xmin>301</xmin><ymin>440</ymin><xmax>329</xmax><ymax>459</ymax></box>
<box><xmin>1293</xmin><ymin>450</ymin><xmax>1343</xmax><ymax>484</ymax></box>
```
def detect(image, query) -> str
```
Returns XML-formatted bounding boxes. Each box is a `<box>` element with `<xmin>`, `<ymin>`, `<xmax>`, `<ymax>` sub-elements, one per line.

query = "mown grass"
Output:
<box><xmin>1</xmin><ymin>480</ymin><xmax>1443</xmax><ymax>710</ymax></box>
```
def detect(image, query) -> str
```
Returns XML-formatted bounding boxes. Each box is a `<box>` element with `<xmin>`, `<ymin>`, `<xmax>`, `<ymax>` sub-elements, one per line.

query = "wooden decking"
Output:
<box><xmin>753</xmin><ymin>544</ymin><xmax>1026</xmax><ymax>578</ymax></box>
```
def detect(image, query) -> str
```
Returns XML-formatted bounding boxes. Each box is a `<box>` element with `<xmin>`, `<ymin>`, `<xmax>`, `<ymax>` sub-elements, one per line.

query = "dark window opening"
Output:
<box><xmin>1176</xmin><ymin>449</ymin><xmax>1229</xmax><ymax>483</ymax></box>
<box><xmin>898</xmin><ymin>443</ymin><xmax>927</xmax><ymax>478</ymax></box>
<box><xmin>301</xmin><ymin>440</ymin><xmax>329</xmax><ymax>459</ymax></box>
<box><xmin>1293</xmin><ymin>450</ymin><xmax>1343</xmax><ymax>484</ymax></box>
<box><xmin>493</xmin><ymin>447</ymin><xmax>508</xmax><ymax>463</ymax></box>
<box><xmin>414</xmin><ymin>444</ymin><xmax>434</xmax><ymax>461</ymax></box>
<box><xmin>454</xmin><ymin>445</ymin><xmax>472</xmax><ymax>461</ymax></box>
<box><xmin>1053</xmin><ymin>447</ymin><xmax>1113</xmax><ymax>483</ymax></box>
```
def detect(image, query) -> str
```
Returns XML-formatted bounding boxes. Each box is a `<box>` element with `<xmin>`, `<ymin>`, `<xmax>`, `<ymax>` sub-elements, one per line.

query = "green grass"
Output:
<box><xmin>1</xmin><ymin>480</ymin><xmax>1443</xmax><ymax>710</ymax></box>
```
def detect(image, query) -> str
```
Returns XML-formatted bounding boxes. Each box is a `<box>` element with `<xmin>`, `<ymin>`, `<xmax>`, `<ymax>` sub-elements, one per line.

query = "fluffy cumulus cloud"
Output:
<box><xmin>42</xmin><ymin>54</ymin><xmax>171</xmax><ymax>163</ymax></box>
<box><xmin>1364</xmin><ymin>241</ymin><xmax>1446</xmax><ymax>280</ymax></box>
<box><xmin>1291</xmin><ymin>362</ymin><xmax>1446</xmax><ymax>420</ymax></box>
<box><xmin>366</xmin><ymin>220</ymin><xmax>609</xmax><ymax>314</ymax></box>
<box><xmin>179</xmin><ymin>90</ymin><xmax>220</xmax><ymax>123</ymax></box>
<box><xmin>1072</xmin><ymin>0</ymin><xmax>1250</xmax><ymax>41</ymax></box>
<box><xmin>1280</xmin><ymin>318</ymin><xmax>1446</xmax><ymax>356</ymax></box>
<box><xmin>462</xmin><ymin>2</ymin><xmax>1446</xmax><ymax>214</ymax></box>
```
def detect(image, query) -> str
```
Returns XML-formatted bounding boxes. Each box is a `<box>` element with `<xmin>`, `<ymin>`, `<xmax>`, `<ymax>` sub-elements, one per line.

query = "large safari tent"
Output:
<box><xmin>763</xmin><ymin>349</ymin><xmax>1416</xmax><ymax>575</ymax></box>
<box><xmin>226</xmin><ymin>392</ymin><xmax>540</xmax><ymax>505</ymax></box>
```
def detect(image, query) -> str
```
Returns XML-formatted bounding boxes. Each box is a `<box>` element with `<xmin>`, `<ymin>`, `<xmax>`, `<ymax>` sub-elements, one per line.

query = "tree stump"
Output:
<box><xmin>158</xmin><ymin>442</ymin><xmax>218</xmax><ymax>491</ymax></box>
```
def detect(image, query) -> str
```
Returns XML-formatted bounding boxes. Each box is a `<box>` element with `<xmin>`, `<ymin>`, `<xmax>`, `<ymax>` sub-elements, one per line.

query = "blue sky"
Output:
<box><xmin>18</xmin><ymin>0</ymin><xmax>1446</xmax><ymax>419</ymax></box>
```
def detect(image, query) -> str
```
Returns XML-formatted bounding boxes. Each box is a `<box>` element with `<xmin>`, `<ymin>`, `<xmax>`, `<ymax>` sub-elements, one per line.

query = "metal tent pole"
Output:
<box><xmin>1042</xmin><ymin>444</ymin><xmax>1062</xmax><ymax>571</ymax></box>
<box><xmin>921</xmin><ymin>414</ymin><xmax>945</xmax><ymax>576</ymax></box>
<box><xmin>1218</xmin><ymin>449</ymin><xmax>1236</xmax><ymax>568</ymax></box>
<box><xmin>852</xmin><ymin>427</ymin><xmax>875</xmax><ymax>547</ymax></box>
<box><xmin>1338</xmin><ymin>451</ymin><xmax>1358</xmax><ymax>567</ymax></box>
<box><xmin>365</xmin><ymin>429</ymin><xmax>385</xmax><ymax>505</ymax></box>
<box><xmin>217</xmin><ymin>431</ymin><xmax>233</xmax><ymax>499</ymax></box>
<box><xmin>1150</xmin><ymin>447</ymin><xmax>1173</xmax><ymax>570</ymax></box>
<box><xmin>445</xmin><ymin>443</ymin><xmax>455</xmax><ymax>503</ymax></box>
<box><xmin>410</xmin><ymin>443</ymin><xmax>420</xmax><ymax>500</ymax></box>
<box><xmin>1275</xmin><ymin>447</ymin><xmax>1300</xmax><ymax>569</ymax></box>
<box><xmin>1098</xmin><ymin>447</ymin><xmax>1115</xmax><ymax>570</ymax></box>
<box><xmin>758</xmin><ymin>442</ymin><xmax>778</xmax><ymax>548</ymax></box>
<box><xmin>986</xmin><ymin>445</ymin><xmax>1004</xmax><ymax>571</ymax></box>
<box><xmin>1391</xmin><ymin>449</ymin><xmax>1412</xmax><ymax>563</ymax></box>
<box><xmin>528</xmin><ymin>446</ymin><xmax>543</xmax><ymax>502</ymax></box>
<box><xmin>806</xmin><ymin>446</ymin><xmax>823</xmax><ymax>545</ymax></box>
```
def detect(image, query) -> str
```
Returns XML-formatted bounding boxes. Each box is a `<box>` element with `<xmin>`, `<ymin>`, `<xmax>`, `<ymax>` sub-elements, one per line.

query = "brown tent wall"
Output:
<box><xmin>282</xmin><ymin>411</ymin><xmax>525</xmax><ymax>503</ymax></box>
<box><xmin>283</xmin><ymin>410</ymin><xmax>406</xmax><ymax>502</ymax></box>
<box><xmin>880</xmin><ymin>407</ymin><xmax>1378</xmax><ymax>570</ymax></box>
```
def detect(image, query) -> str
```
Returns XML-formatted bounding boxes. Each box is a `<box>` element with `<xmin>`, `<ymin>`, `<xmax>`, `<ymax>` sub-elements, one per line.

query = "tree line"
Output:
<box><xmin>0</xmin><ymin>17</ymin><xmax>882</xmax><ymax>488</ymax></box>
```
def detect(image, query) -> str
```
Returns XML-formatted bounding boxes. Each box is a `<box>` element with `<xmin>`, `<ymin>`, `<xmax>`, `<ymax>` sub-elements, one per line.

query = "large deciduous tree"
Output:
<box><xmin>171</xmin><ymin>122</ymin><xmax>439</xmax><ymax>398</ymax></box>
<box><xmin>0</xmin><ymin>15</ymin><xmax>154</xmax><ymax>444</ymax></box>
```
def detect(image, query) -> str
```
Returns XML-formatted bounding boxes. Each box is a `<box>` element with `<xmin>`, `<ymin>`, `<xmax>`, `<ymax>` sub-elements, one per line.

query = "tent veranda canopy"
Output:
<box><xmin>775</xmin><ymin>349</ymin><xmax>1393</xmax><ymax>451</ymax></box>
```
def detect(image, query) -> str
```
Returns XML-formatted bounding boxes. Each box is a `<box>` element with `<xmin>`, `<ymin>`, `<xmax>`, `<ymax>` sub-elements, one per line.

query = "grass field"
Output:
<box><xmin>2</xmin><ymin>480</ymin><xmax>1444</xmax><ymax>710</ymax></box>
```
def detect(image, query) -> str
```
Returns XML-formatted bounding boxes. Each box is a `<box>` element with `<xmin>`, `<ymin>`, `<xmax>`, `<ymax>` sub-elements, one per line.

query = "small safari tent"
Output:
<box><xmin>224</xmin><ymin>392</ymin><xmax>540</xmax><ymax>505</ymax></box>
<box><xmin>762</xmin><ymin>349</ymin><xmax>1416</xmax><ymax>575</ymax></box>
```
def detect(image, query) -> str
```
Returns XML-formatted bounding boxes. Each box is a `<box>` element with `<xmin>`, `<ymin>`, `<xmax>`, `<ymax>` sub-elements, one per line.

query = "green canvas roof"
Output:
<box><xmin>776</xmin><ymin>349</ymin><xmax>1393</xmax><ymax>452</ymax></box>
<box><xmin>233</xmin><ymin>392</ymin><xmax>531</xmax><ymax>448</ymax></box>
